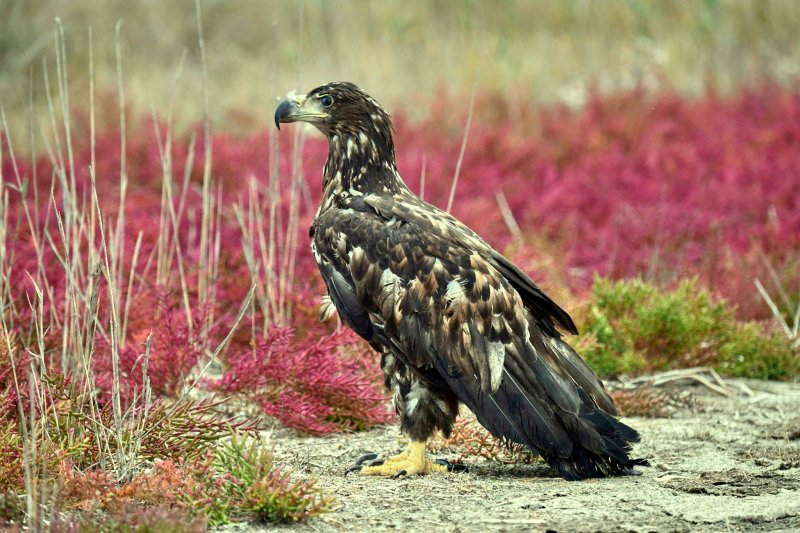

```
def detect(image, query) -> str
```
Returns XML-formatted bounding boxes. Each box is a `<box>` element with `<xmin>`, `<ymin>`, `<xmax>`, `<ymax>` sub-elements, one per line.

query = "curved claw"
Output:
<box><xmin>354</xmin><ymin>452</ymin><xmax>379</xmax><ymax>466</ymax></box>
<box><xmin>435</xmin><ymin>458</ymin><xmax>468</xmax><ymax>473</ymax></box>
<box><xmin>390</xmin><ymin>469</ymin><xmax>408</xmax><ymax>480</ymax></box>
<box><xmin>344</xmin><ymin>464</ymin><xmax>363</xmax><ymax>476</ymax></box>
<box><xmin>346</xmin><ymin>453</ymin><xmax>386</xmax><ymax>476</ymax></box>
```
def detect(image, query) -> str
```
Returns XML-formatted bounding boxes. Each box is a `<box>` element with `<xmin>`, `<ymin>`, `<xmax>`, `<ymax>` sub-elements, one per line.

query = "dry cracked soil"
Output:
<box><xmin>231</xmin><ymin>378</ymin><xmax>800</xmax><ymax>532</ymax></box>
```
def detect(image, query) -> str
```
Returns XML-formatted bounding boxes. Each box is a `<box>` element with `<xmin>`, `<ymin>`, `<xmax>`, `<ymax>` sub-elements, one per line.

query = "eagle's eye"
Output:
<box><xmin>319</xmin><ymin>94</ymin><xmax>333</xmax><ymax>107</ymax></box>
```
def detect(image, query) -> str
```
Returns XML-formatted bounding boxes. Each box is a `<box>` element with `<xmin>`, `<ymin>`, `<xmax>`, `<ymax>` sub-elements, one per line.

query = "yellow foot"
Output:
<box><xmin>346</xmin><ymin>441</ymin><xmax>467</xmax><ymax>478</ymax></box>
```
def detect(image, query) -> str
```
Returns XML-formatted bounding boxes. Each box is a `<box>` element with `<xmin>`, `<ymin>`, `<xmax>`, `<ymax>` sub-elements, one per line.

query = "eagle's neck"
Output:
<box><xmin>320</xmin><ymin>131</ymin><xmax>408</xmax><ymax>212</ymax></box>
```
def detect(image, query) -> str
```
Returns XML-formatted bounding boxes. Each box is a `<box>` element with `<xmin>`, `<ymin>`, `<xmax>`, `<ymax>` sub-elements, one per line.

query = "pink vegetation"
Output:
<box><xmin>217</xmin><ymin>326</ymin><xmax>392</xmax><ymax>434</ymax></box>
<box><xmin>2</xmin><ymin>86</ymin><xmax>798</xmax><ymax>433</ymax></box>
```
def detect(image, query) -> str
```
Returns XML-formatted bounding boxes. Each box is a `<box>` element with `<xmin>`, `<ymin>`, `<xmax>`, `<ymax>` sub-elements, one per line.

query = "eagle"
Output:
<box><xmin>275</xmin><ymin>82</ymin><xmax>644</xmax><ymax>480</ymax></box>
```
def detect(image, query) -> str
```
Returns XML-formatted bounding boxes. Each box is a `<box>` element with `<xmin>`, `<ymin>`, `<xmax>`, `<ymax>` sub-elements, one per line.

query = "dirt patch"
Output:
<box><xmin>227</xmin><ymin>379</ymin><xmax>800</xmax><ymax>532</ymax></box>
<box><xmin>660</xmin><ymin>469</ymin><xmax>797</xmax><ymax>497</ymax></box>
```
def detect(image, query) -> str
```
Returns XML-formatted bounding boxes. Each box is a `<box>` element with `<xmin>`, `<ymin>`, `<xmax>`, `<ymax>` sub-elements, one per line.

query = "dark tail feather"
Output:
<box><xmin>546</xmin><ymin>391</ymin><xmax>649</xmax><ymax>480</ymax></box>
<box><xmin>432</xmin><ymin>341</ymin><xmax>648</xmax><ymax>481</ymax></box>
<box><xmin>455</xmin><ymin>375</ymin><xmax>647</xmax><ymax>480</ymax></box>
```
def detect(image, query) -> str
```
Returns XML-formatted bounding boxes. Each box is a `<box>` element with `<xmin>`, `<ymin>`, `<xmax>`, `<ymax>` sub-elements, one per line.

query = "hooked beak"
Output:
<box><xmin>274</xmin><ymin>91</ymin><xmax>326</xmax><ymax>130</ymax></box>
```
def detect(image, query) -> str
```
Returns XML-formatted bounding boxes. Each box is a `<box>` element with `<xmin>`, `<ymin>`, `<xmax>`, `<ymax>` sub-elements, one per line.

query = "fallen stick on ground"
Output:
<box><xmin>612</xmin><ymin>367</ymin><xmax>753</xmax><ymax>397</ymax></box>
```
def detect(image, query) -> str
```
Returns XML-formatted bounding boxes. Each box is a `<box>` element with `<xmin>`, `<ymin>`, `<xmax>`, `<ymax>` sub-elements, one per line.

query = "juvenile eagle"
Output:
<box><xmin>275</xmin><ymin>82</ymin><xmax>644</xmax><ymax>480</ymax></box>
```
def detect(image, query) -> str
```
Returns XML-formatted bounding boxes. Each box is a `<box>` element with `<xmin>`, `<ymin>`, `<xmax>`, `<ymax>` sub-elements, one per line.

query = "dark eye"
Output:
<box><xmin>319</xmin><ymin>94</ymin><xmax>333</xmax><ymax>107</ymax></box>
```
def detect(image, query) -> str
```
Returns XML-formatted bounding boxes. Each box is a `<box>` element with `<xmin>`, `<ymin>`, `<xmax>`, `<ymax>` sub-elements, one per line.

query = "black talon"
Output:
<box><xmin>354</xmin><ymin>452</ymin><xmax>379</xmax><ymax>466</ymax></box>
<box><xmin>346</xmin><ymin>453</ymin><xmax>386</xmax><ymax>476</ymax></box>
<box><xmin>390</xmin><ymin>469</ymin><xmax>407</xmax><ymax>479</ymax></box>
<box><xmin>345</xmin><ymin>465</ymin><xmax>363</xmax><ymax>476</ymax></box>
<box><xmin>435</xmin><ymin>459</ymin><xmax>468</xmax><ymax>473</ymax></box>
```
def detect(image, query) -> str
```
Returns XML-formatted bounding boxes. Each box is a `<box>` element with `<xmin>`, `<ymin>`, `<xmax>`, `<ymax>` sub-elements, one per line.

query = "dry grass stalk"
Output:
<box><xmin>0</xmin><ymin>13</ymin><xmax>260</xmax><ymax>527</ymax></box>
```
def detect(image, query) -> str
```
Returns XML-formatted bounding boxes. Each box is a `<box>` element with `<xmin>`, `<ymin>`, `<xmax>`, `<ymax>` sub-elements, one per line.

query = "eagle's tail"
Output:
<box><xmin>450</xmin><ymin>334</ymin><xmax>647</xmax><ymax>481</ymax></box>
<box><xmin>541</xmin><ymin>337</ymin><xmax>649</xmax><ymax>480</ymax></box>
<box><xmin>542</xmin><ymin>388</ymin><xmax>648</xmax><ymax>480</ymax></box>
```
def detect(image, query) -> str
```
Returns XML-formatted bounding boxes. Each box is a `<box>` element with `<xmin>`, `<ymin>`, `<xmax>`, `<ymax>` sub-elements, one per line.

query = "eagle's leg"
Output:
<box><xmin>349</xmin><ymin>353</ymin><xmax>464</xmax><ymax>478</ymax></box>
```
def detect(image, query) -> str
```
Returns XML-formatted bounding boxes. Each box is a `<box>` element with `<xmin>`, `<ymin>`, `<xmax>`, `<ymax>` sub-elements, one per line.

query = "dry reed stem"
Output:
<box><xmin>446</xmin><ymin>78</ymin><xmax>478</xmax><ymax>213</ymax></box>
<box><xmin>196</xmin><ymin>0</ymin><xmax>213</xmax><ymax>317</ymax></box>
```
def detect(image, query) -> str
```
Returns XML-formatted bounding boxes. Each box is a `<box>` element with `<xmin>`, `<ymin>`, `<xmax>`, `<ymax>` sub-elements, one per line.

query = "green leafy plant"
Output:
<box><xmin>243</xmin><ymin>468</ymin><xmax>332</xmax><ymax>523</ymax></box>
<box><xmin>577</xmin><ymin>277</ymin><xmax>798</xmax><ymax>379</ymax></box>
<box><xmin>214</xmin><ymin>432</ymin><xmax>275</xmax><ymax>491</ymax></box>
<box><xmin>207</xmin><ymin>432</ymin><xmax>278</xmax><ymax>525</ymax></box>
<box><xmin>216</xmin><ymin>432</ymin><xmax>332</xmax><ymax>524</ymax></box>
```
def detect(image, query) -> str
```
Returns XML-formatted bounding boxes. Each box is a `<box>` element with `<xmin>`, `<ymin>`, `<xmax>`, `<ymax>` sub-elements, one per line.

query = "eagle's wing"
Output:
<box><xmin>313</xmin><ymin>194</ymin><xmax>633</xmax><ymax>478</ymax></box>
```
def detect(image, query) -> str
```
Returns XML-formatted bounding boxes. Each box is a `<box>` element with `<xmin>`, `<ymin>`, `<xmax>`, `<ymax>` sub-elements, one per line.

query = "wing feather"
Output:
<box><xmin>316</xmin><ymin>259</ymin><xmax>374</xmax><ymax>341</ymax></box>
<box><xmin>488</xmin><ymin>251</ymin><xmax>578</xmax><ymax>335</ymax></box>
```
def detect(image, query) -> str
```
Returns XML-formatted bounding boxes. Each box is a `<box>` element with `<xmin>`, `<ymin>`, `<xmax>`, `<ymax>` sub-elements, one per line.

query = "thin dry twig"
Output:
<box><xmin>615</xmin><ymin>367</ymin><xmax>753</xmax><ymax>397</ymax></box>
<box><xmin>495</xmin><ymin>189</ymin><xmax>523</xmax><ymax>245</ymax></box>
<box><xmin>755</xmin><ymin>278</ymin><xmax>799</xmax><ymax>348</ymax></box>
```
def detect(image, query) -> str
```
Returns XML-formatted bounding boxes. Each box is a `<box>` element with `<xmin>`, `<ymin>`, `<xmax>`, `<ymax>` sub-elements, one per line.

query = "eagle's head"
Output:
<box><xmin>275</xmin><ymin>82</ymin><xmax>400</xmax><ymax>192</ymax></box>
<box><xmin>274</xmin><ymin>82</ymin><xmax>393</xmax><ymax>143</ymax></box>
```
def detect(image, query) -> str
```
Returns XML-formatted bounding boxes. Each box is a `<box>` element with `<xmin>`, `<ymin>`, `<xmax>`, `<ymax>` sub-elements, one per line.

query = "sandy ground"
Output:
<box><xmin>233</xmin><ymin>378</ymin><xmax>800</xmax><ymax>532</ymax></box>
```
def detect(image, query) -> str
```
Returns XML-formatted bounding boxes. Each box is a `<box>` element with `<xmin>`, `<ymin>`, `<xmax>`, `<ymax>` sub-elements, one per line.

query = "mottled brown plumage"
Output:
<box><xmin>275</xmin><ymin>82</ymin><xmax>645</xmax><ymax>480</ymax></box>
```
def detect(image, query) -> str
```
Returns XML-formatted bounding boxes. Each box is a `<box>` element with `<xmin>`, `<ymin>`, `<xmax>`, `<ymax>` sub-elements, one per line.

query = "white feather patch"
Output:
<box><xmin>406</xmin><ymin>397</ymin><xmax>419</xmax><ymax>415</ymax></box>
<box><xmin>405</xmin><ymin>383</ymin><xmax>432</xmax><ymax>416</ymax></box>
<box><xmin>445</xmin><ymin>278</ymin><xmax>467</xmax><ymax>307</ymax></box>
<box><xmin>319</xmin><ymin>294</ymin><xmax>336</xmax><ymax>322</ymax></box>
<box><xmin>487</xmin><ymin>341</ymin><xmax>506</xmax><ymax>392</ymax></box>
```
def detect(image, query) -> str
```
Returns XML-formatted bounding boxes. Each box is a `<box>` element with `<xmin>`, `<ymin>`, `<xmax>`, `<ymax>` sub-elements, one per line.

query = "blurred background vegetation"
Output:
<box><xmin>1</xmin><ymin>0</ymin><xmax>799</xmax><ymax>133</ymax></box>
